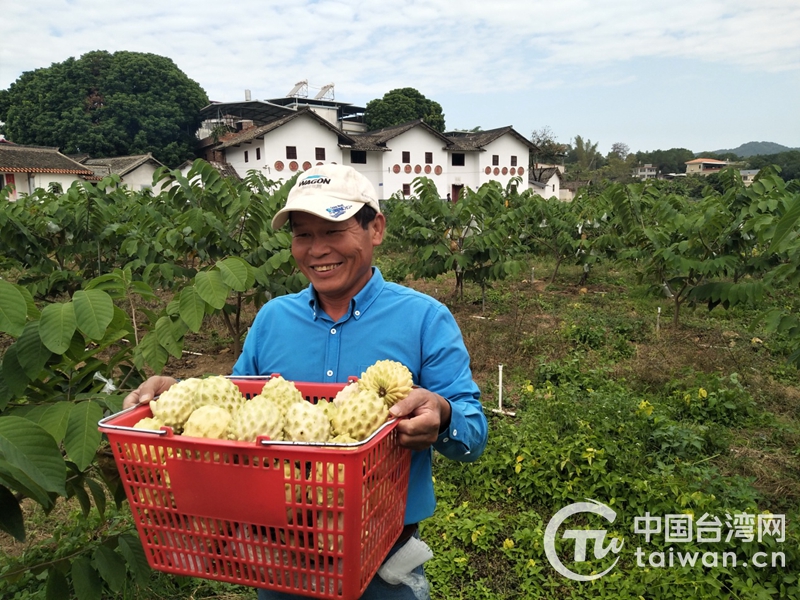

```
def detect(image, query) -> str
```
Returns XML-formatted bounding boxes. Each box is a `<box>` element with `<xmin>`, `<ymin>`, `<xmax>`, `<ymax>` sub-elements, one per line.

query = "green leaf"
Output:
<box><xmin>93</xmin><ymin>545</ymin><xmax>127</xmax><ymax>592</ymax></box>
<box><xmin>73</xmin><ymin>290</ymin><xmax>114</xmax><ymax>340</ymax></box>
<box><xmin>2</xmin><ymin>345</ymin><xmax>30</xmax><ymax>397</ymax></box>
<box><xmin>85</xmin><ymin>477</ymin><xmax>106</xmax><ymax>518</ymax></box>
<box><xmin>71</xmin><ymin>556</ymin><xmax>102</xmax><ymax>600</ymax></box>
<box><xmin>155</xmin><ymin>316</ymin><xmax>182</xmax><ymax>359</ymax></box>
<box><xmin>0</xmin><ymin>279</ymin><xmax>27</xmax><ymax>337</ymax></box>
<box><xmin>16</xmin><ymin>320</ymin><xmax>53</xmax><ymax>380</ymax></box>
<box><xmin>768</xmin><ymin>194</ymin><xmax>800</xmax><ymax>253</ymax></box>
<box><xmin>39</xmin><ymin>302</ymin><xmax>77</xmax><ymax>354</ymax></box>
<box><xmin>68</xmin><ymin>476</ymin><xmax>92</xmax><ymax>516</ymax></box>
<box><xmin>0</xmin><ymin>416</ymin><xmax>66</xmax><ymax>497</ymax></box>
<box><xmin>136</xmin><ymin>332</ymin><xmax>169</xmax><ymax>373</ymax></box>
<box><xmin>194</xmin><ymin>270</ymin><xmax>229</xmax><ymax>309</ymax></box>
<box><xmin>31</xmin><ymin>402</ymin><xmax>73</xmax><ymax>445</ymax></box>
<box><xmin>180</xmin><ymin>286</ymin><xmax>206</xmax><ymax>333</ymax></box>
<box><xmin>218</xmin><ymin>256</ymin><xmax>255</xmax><ymax>292</ymax></box>
<box><xmin>45</xmin><ymin>566</ymin><xmax>70</xmax><ymax>600</ymax></box>
<box><xmin>64</xmin><ymin>402</ymin><xmax>103</xmax><ymax>472</ymax></box>
<box><xmin>0</xmin><ymin>483</ymin><xmax>25</xmax><ymax>541</ymax></box>
<box><xmin>118</xmin><ymin>532</ymin><xmax>151</xmax><ymax>584</ymax></box>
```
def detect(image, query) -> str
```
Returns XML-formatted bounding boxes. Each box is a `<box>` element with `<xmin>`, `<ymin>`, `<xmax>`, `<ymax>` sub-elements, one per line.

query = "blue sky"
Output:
<box><xmin>2</xmin><ymin>0</ymin><xmax>799</xmax><ymax>155</ymax></box>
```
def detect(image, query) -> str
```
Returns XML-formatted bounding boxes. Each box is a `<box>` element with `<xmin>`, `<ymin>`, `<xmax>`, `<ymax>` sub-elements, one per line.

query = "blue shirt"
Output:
<box><xmin>233</xmin><ymin>267</ymin><xmax>488</xmax><ymax>524</ymax></box>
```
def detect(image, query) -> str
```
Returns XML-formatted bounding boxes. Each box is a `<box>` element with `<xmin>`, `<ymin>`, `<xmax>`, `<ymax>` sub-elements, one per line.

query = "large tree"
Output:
<box><xmin>530</xmin><ymin>126</ymin><xmax>567</xmax><ymax>165</ymax></box>
<box><xmin>0</xmin><ymin>51</ymin><xmax>208</xmax><ymax>167</ymax></box>
<box><xmin>364</xmin><ymin>87</ymin><xmax>445</xmax><ymax>132</ymax></box>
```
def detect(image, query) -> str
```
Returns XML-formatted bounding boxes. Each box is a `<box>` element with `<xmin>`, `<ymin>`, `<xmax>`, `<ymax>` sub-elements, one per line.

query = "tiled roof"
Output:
<box><xmin>216</xmin><ymin>107</ymin><xmax>356</xmax><ymax>149</ymax></box>
<box><xmin>530</xmin><ymin>166</ymin><xmax>563</xmax><ymax>183</ymax></box>
<box><xmin>686</xmin><ymin>158</ymin><xmax>727</xmax><ymax>164</ymax></box>
<box><xmin>346</xmin><ymin>119</ymin><xmax>451</xmax><ymax>151</ymax></box>
<box><xmin>81</xmin><ymin>154</ymin><xmax>163</xmax><ymax>177</ymax></box>
<box><xmin>444</xmin><ymin>126</ymin><xmax>537</xmax><ymax>152</ymax></box>
<box><xmin>0</xmin><ymin>144</ymin><xmax>95</xmax><ymax>175</ymax></box>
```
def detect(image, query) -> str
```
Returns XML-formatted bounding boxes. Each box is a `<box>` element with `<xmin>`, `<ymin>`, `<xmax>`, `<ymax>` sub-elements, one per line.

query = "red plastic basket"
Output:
<box><xmin>98</xmin><ymin>378</ymin><xmax>411</xmax><ymax>599</ymax></box>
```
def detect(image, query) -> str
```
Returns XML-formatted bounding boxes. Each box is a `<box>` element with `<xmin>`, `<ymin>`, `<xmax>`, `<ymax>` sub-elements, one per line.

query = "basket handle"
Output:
<box><xmin>98</xmin><ymin>406</ymin><xmax>173</xmax><ymax>436</ymax></box>
<box><xmin>258</xmin><ymin>418</ymin><xmax>398</xmax><ymax>447</ymax></box>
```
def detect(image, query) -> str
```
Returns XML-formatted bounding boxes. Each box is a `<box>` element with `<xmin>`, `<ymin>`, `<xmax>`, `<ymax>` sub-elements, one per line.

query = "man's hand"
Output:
<box><xmin>388</xmin><ymin>388</ymin><xmax>451</xmax><ymax>451</ymax></box>
<box><xmin>122</xmin><ymin>376</ymin><xmax>179</xmax><ymax>409</ymax></box>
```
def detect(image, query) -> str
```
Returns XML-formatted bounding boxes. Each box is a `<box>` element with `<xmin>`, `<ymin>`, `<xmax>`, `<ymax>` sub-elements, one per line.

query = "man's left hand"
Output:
<box><xmin>388</xmin><ymin>388</ymin><xmax>451</xmax><ymax>451</ymax></box>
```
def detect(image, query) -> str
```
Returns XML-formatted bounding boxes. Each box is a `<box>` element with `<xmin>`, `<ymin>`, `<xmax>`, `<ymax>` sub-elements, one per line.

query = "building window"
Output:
<box><xmin>402</xmin><ymin>151</ymin><xmax>411</xmax><ymax>164</ymax></box>
<box><xmin>492</xmin><ymin>155</ymin><xmax>499</xmax><ymax>166</ymax></box>
<box><xmin>315</xmin><ymin>147</ymin><xmax>326</xmax><ymax>161</ymax></box>
<box><xmin>452</xmin><ymin>153</ymin><xmax>465</xmax><ymax>166</ymax></box>
<box><xmin>244</xmin><ymin>150</ymin><xmax>249</xmax><ymax>163</ymax></box>
<box><xmin>425</xmin><ymin>152</ymin><xmax>433</xmax><ymax>164</ymax></box>
<box><xmin>286</xmin><ymin>146</ymin><xmax>297</xmax><ymax>159</ymax></box>
<box><xmin>402</xmin><ymin>183</ymin><xmax>411</xmax><ymax>196</ymax></box>
<box><xmin>511</xmin><ymin>155</ymin><xmax>518</xmax><ymax>166</ymax></box>
<box><xmin>256</xmin><ymin>148</ymin><xmax>261</xmax><ymax>160</ymax></box>
<box><xmin>350</xmin><ymin>150</ymin><xmax>367</xmax><ymax>164</ymax></box>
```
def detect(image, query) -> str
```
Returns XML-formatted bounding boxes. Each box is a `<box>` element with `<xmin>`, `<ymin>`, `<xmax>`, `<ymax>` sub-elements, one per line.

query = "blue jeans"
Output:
<box><xmin>255</xmin><ymin>533</ymin><xmax>430</xmax><ymax>600</ymax></box>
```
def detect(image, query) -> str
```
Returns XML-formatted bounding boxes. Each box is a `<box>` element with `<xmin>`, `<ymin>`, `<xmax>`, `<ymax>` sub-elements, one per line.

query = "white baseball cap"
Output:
<box><xmin>271</xmin><ymin>164</ymin><xmax>380</xmax><ymax>230</ymax></box>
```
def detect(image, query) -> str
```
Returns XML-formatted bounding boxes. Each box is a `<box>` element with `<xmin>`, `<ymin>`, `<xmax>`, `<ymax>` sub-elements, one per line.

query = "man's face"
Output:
<box><xmin>290</xmin><ymin>211</ymin><xmax>385</xmax><ymax>307</ymax></box>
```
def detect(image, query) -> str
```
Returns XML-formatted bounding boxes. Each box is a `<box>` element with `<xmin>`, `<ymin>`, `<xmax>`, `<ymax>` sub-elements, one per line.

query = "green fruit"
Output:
<box><xmin>359</xmin><ymin>360</ymin><xmax>413</xmax><ymax>407</ymax></box>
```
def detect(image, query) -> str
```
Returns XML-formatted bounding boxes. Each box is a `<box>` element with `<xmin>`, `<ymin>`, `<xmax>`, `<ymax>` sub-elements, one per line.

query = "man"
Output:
<box><xmin>123</xmin><ymin>164</ymin><xmax>488</xmax><ymax>599</ymax></box>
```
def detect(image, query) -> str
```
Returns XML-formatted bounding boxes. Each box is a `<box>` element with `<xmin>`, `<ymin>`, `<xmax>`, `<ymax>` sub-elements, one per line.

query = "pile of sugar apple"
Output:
<box><xmin>132</xmin><ymin>360</ymin><xmax>413</xmax><ymax>444</ymax></box>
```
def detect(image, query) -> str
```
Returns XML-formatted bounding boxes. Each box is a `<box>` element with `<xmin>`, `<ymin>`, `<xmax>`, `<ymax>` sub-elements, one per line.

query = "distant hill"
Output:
<box><xmin>708</xmin><ymin>141</ymin><xmax>800</xmax><ymax>157</ymax></box>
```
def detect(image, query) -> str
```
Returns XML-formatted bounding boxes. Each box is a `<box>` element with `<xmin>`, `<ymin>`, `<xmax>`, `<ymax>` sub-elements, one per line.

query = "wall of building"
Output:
<box><xmin>380</xmin><ymin>128</ymin><xmax>449</xmax><ymax>200</ymax></box>
<box><xmin>226</xmin><ymin>117</ymin><xmax>345</xmax><ymax>181</ymax></box>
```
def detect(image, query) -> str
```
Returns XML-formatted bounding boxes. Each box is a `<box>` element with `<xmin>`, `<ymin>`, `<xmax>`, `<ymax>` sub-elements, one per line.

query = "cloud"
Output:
<box><xmin>3</xmin><ymin>0</ymin><xmax>799</xmax><ymax>100</ymax></box>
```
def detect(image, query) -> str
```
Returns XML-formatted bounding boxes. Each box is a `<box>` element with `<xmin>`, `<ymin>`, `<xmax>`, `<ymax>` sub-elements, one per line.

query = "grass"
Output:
<box><xmin>3</xmin><ymin>255</ymin><xmax>800</xmax><ymax>599</ymax></box>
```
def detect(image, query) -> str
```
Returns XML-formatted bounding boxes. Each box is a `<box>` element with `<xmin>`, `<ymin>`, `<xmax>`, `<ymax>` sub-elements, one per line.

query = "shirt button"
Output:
<box><xmin>330</xmin><ymin>328</ymin><xmax>336</xmax><ymax>334</ymax></box>
<box><xmin>442</xmin><ymin>437</ymin><xmax>450</xmax><ymax>443</ymax></box>
<box><xmin>354</xmin><ymin>310</ymin><xmax>361</xmax><ymax>316</ymax></box>
<box><xmin>452</xmin><ymin>429</ymin><xmax>458</xmax><ymax>436</ymax></box>
<box><xmin>326</xmin><ymin>370</ymin><xmax>333</xmax><ymax>377</ymax></box>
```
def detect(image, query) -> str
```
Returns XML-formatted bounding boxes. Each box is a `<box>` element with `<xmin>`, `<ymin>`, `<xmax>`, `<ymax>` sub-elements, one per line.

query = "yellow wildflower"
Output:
<box><xmin>637</xmin><ymin>400</ymin><xmax>654</xmax><ymax>417</ymax></box>
<box><xmin>503</xmin><ymin>538</ymin><xmax>515</xmax><ymax>549</ymax></box>
<box><xmin>528</xmin><ymin>559</ymin><xmax>536</xmax><ymax>568</ymax></box>
<box><xmin>698</xmin><ymin>388</ymin><xmax>708</xmax><ymax>399</ymax></box>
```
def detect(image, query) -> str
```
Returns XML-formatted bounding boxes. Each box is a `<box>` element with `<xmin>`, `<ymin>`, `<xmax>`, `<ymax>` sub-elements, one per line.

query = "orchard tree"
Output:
<box><xmin>0</xmin><ymin>50</ymin><xmax>209</xmax><ymax>167</ymax></box>
<box><xmin>530</xmin><ymin>126</ymin><xmax>567</xmax><ymax>165</ymax></box>
<box><xmin>364</xmin><ymin>88</ymin><xmax>445</xmax><ymax>132</ymax></box>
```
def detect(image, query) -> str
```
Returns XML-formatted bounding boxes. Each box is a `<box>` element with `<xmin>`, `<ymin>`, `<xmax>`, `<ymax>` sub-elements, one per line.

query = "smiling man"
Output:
<box><xmin>123</xmin><ymin>164</ymin><xmax>488</xmax><ymax>600</ymax></box>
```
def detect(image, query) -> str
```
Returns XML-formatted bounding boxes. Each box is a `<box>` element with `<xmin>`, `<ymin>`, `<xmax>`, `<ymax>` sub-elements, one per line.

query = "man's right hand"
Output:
<box><xmin>122</xmin><ymin>376</ymin><xmax>179</xmax><ymax>409</ymax></box>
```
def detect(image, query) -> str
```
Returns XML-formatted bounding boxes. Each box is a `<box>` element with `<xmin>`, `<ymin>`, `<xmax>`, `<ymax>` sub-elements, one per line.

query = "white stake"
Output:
<box><xmin>656</xmin><ymin>306</ymin><xmax>661</xmax><ymax>336</ymax></box>
<box><xmin>491</xmin><ymin>363</ymin><xmax>516</xmax><ymax>416</ymax></box>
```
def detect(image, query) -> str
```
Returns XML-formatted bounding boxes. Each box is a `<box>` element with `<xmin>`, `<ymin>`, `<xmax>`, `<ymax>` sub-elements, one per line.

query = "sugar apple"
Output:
<box><xmin>149</xmin><ymin>378</ymin><xmax>204</xmax><ymax>432</ymax></box>
<box><xmin>359</xmin><ymin>360</ymin><xmax>413</xmax><ymax>407</ymax></box>
<box><xmin>260</xmin><ymin>375</ymin><xmax>305</xmax><ymax>416</ymax></box>
<box><xmin>229</xmin><ymin>395</ymin><xmax>284</xmax><ymax>442</ymax></box>
<box><xmin>330</xmin><ymin>388</ymin><xmax>387</xmax><ymax>441</ymax></box>
<box><xmin>284</xmin><ymin>401</ymin><xmax>331</xmax><ymax>442</ymax></box>
<box><xmin>133</xmin><ymin>416</ymin><xmax>164</xmax><ymax>430</ymax></box>
<box><xmin>182</xmin><ymin>405</ymin><xmax>233</xmax><ymax>439</ymax></box>
<box><xmin>195</xmin><ymin>376</ymin><xmax>245</xmax><ymax>415</ymax></box>
<box><xmin>332</xmin><ymin>381</ymin><xmax>360</xmax><ymax>407</ymax></box>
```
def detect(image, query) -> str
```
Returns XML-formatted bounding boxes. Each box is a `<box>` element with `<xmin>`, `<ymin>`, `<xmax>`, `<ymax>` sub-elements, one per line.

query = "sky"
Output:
<box><xmin>2</xmin><ymin>0</ymin><xmax>799</xmax><ymax>155</ymax></box>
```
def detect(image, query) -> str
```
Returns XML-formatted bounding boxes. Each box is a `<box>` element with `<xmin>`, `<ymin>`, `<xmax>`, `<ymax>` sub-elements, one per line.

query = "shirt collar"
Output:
<box><xmin>307</xmin><ymin>267</ymin><xmax>385</xmax><ymax>321</ymax></box>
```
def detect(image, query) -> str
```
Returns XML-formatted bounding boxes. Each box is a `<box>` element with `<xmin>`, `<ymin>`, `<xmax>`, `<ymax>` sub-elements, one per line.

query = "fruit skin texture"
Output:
<box><xmin>229</xmin><ymin>395</ymin><xmax>284</xmax><ymax>442</ymax></box>
<box><xmin>284</xmin><ymin>401</ymin><xmax>331</xmax><ymax>442</ymax></box>
<box><xmin>182</xmin><ymin>405</ymin><xmax>233</xmax><ymax>439</ymax></box>
<box><xmin>358</xmin><ymin>360</ymin><xmax>413</xmax><ymax>407</ymax></box>
<box><xmin>259</xmin><ymin>376</ymin><xmax>305</xmax><ymax>416</ymax></box>
<box><xmin>196</xmin><ymin>376</ymin><xmax>245</xmax><ymax>416</ymax></box>
<box><xmin>133</xmin><ymin>416</ymin><xmax>163</xmax><ymax>430</ymax></box>
<box><xmin>331</xmin><ymin>388</ymin><xmax>388</xmax><ymax>441</ymax></box>
<box><xmin>149</xmin><ymin>378</ymin><xmax>203</xmax><ymax>432</ymax></box>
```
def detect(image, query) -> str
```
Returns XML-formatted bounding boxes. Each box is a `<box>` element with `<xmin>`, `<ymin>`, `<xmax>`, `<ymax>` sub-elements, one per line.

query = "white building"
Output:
<box><xmin>209</xmin><ymin>105</ymin><xmax>537</xmax><ymax>201</ymax></box>
<box><xmin>0</xmin><ymin>143</ymin><xmax>96</xmax><ymax>198</ymax></box>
